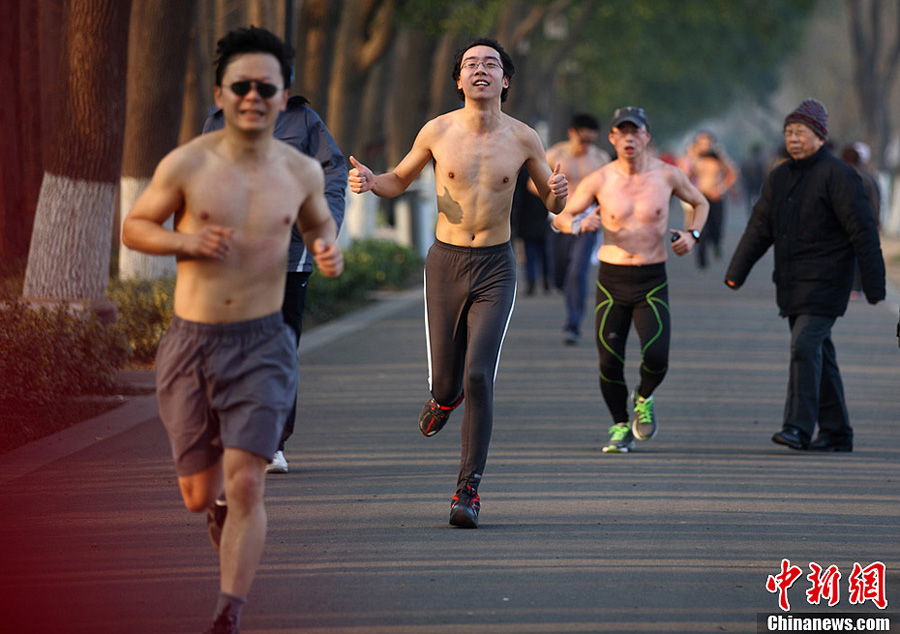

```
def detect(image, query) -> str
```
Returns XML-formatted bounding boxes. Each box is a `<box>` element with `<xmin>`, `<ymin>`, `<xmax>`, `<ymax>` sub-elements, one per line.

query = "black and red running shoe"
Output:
<box><xmin>418</xmin><ymin>393</ymin><xmax>463</xmax><ymax>437</ymax></box>
<box><xmin>449</xmin><ymin>484</ymin><xmax>480</xmax><ymax>528</ymax></box>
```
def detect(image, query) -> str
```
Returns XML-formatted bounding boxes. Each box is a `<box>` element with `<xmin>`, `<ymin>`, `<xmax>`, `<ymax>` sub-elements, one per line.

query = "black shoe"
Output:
<box><xmin>772</xmin><ymin>427</ymin><xmax>809</xmax><ymax>450</ymax></box>
<box><xmin>449</xmin><ymin>485</ymin><xmax>480</xmax><ymax>529</ymax></box>
<box><xmin>418</xmin><ymin>393</ymin><xmax>463</xmax><ymax>437</ymax></box>
<box><xmin>809</xmin><ymin>437</ymin><xmax>853</xmax><ymax>452</ymax></box>
<box><xmin>206</xmin><ymin>500</ymin><xmax>227</xmax><ymax>552</ymax></box>
<box><xmin>203</xmin><ymin>607</ymin><xmax>239</xmax><ymax>634</ymax></box>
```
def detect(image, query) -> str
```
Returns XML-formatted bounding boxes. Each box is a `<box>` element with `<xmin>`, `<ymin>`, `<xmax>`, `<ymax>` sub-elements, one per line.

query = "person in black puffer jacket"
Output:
<box><xmin>725</xmin><ymin>98</ymin><xmax>885</xmax><ymax>453</ymax></box>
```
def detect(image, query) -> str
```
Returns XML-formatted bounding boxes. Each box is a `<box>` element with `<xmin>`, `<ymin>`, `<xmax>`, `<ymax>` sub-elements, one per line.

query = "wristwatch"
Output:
<box><xmin>687</xmin><ymin>229</ymin><xmax>701</xmax><ymax>241</ymax></box>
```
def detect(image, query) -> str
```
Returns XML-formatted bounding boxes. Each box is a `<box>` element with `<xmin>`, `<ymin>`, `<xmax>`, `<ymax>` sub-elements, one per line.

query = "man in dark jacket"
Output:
<box><xmin>725</xmin><ymin>98</ymin><xmax>885</xmax><ymax>453</ymax></box>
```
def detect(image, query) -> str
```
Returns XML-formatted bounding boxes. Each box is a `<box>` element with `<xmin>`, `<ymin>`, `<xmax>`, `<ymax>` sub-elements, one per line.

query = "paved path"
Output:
<box><xmin>2</xmin><ymin>223</ymin><xmax>899</xmax><ymax>634</ymax></box>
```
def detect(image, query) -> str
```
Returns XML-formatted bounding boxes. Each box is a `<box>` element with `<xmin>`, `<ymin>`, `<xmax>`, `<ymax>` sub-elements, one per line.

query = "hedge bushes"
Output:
<box><xmin>0</xmin><ymin>240</ymin><xmax>421</xmax><ymax>451</ymax></box>
<box><xmin>108</xmin><ymin>239</ymin><xmax>421</xmax><ymax>363</ymax></box>
<box><xmin>0</xmin><ymin>300</ymin><xmax>130</xmax><ymax>451</ymax></box>
<box><xmin>107</xmin><ymin>276</ymin><xmax>176</xmax><ymax>366</ymax></box>
<box><xmin>304</xmin><ymin>238</ymin><xmax>422</xmax><ymax>323</ymax></box>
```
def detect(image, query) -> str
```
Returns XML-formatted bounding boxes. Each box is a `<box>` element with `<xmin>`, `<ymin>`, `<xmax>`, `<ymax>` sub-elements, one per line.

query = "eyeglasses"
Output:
<box><xmin>228</xmin><ymin>80</ymin><xmax>281</xmax><ymax>99</ymax></box>
<box><xmin>461</xmin><ymin>60</ymin><xmax>502</xmax><ymax>71</ymax></box>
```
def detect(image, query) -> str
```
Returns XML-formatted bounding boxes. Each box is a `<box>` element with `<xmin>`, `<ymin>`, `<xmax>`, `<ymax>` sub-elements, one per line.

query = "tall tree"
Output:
<box><xmin>179</xmin><ymin>0</ymin><xmax>217</xmax><ymax>143</ymax></box>
<box><xmin>22</xmin><ymin>0</ymin><xmax>132</xmax><ymax>302</ymax></box>
<box><xmin>0</xmin><ymin>1</ymin><xmax>64</xmax><ymax>263</ymax></box>
<box><xmin>119</xmin><ymin>0</ymin><xmax>196</xmax><ymax>280</ymax></box>
<box><xmin>296</xmin><ymin>0</ymin><xmax>342</xmax><ymax>115</ymax></box>
<box><xmin>326</xmin><ymin>0</ymin><xmax>397</xmax><ymax>150</ymax></box>
<box><xmin>0</xmin><ymin>1</ymin><xmax>33</xmax><ymax>262</ymax></box>
<box><xmin>847</xmin><ymin>0</ymin><xmax>900</xmax><ymax>169</ymax></box>
<box><xmin>384</xmin><ymin>28</ymin><xmax>434</xmax><ymax>167</ymax></box>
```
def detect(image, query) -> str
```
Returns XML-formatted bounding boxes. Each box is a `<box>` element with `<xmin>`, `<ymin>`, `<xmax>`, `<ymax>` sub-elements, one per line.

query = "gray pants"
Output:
<box><xmin>424</xmin><ymin>239</ymin><xmax>516</xmax><ymax>490</ymax></box>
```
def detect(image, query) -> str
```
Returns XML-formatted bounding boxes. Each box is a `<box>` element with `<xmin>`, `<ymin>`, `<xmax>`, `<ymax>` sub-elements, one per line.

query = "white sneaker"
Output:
<box><xmin>267</xmin><ymin>450</ymin><xmax>289</xmax><ymax>474</ymax></box>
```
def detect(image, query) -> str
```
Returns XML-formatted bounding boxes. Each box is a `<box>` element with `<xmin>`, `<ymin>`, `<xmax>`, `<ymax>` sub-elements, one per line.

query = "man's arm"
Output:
<box><xmin>524</xmin><ymin>130</ymin><xmax>567</xmax><ymax>213</ymax></box>
<box><xmin>349</xmin><ymin>122</ymin><xmax>434</xmax><ymax>198</ymax></box>
<box><xmin>720</xmin><ymin>154</ymin><xmax>739</xmax><ymax>194</ymax></box>
<box><xmin>831</xmin><ymin>165</ymin><xmax>885</xmax><ymax>304</ymax></box>
<box><xmin>296</xmin><ymin>165</ymin><xmax>343</xmax><ymax>278</ymax></box>
<box><xmin>122</xmin><ymin>149</ymin><xmax>233</xmax><ymax>260</ymax></box>
<box><xmin>670</xmin><ymin>166</ymin><xmax>709</xmax><ymax>232</ymax></box>
<box><xmin>552</xmin><ymin>173</ymin><xmax>600</xmax><ymax>234</ymax></box>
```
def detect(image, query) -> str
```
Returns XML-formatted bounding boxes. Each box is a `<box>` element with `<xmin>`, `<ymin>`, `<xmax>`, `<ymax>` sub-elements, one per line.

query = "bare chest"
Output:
<box><xmin>431</xmin><ymin>130</ymin><xmax>522</xmax><ymax>193</ymax></box>
<box><xmin>181</xmin><ymin>161</ymin><xmax>302</xmax><ymax>236</ymax></box>
<box><xmin>599</xmin><ymin>173</ymin><xmax>672</xmax><ymax>227</ymax></box>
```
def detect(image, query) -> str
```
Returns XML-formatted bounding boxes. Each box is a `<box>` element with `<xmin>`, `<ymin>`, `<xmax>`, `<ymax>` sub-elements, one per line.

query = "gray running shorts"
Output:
<box><xmin>156</xmin><ymin>312</ymin><xmax>298</xmax><ymax>476</ymax></box>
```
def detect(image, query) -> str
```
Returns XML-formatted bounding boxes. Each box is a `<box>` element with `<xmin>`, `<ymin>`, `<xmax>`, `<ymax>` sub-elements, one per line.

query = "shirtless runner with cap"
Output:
<box><xmin>553</xmin><ymin>106</ymin><xmax>708</xmax><ymax>453</ymax></box>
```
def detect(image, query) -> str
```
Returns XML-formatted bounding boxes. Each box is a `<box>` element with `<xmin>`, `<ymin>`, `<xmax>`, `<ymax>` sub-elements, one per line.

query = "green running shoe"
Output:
<box><xmin>602</xmin><ymin>422</ymin><xmax>635</xmax><ymax>453</ymax></box>
<box><xmin>632</xmin><ymin>392</ymin><xmax>658</xmax><ymax>440</ymax></box>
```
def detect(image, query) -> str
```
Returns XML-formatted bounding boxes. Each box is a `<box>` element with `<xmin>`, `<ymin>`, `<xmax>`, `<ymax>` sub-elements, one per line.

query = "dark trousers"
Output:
<box><xmin>783</xmin><ymin>314</ymin><xmax>852</xmax><ymax>442</ymax></box>
<box><xmin>595</xmin><ymin>262</ymin><xmax>670</xmax><ymax>423</ymax></box>
<box><xmin>279</xmin><ymin>271</ymin><xmax>311</xmax><ymax>451</ymax></box>
<box><xmin>424</xmin><ymin>240</ymin><xmax>517</xmax><ymax>491</ymax></box>
<box><xmin>695</xmin><ymin>199</ymin><xmax>724</xmax><ymax>269</ymax></box>
<box><xmin>522</xmin><ymin>235</ymin><xmax>551</xmax><ymax>291</ymax></box>
<box><xmin>563</xmin><ymin>230</ymin><xmax>598</xmax><ymax>334</ymax></box>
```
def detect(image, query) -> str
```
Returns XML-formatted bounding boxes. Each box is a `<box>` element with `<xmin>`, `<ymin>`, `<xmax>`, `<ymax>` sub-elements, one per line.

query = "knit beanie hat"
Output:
<box><xmin>784</xmin><ymin>98</ymin><xmax>828</xmax><ymax>139</ymax></box>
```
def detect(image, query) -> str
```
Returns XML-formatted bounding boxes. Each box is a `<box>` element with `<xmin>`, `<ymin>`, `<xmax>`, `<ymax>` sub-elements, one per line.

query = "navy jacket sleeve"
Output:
<box><xmin>297</xmin><ymin>105</ymin><xmax>347</xmax><ymax>230</ymax></box>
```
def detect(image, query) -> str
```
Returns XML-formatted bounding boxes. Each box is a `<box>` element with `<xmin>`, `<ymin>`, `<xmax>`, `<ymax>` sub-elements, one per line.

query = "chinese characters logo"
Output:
<box><xmin>766</xmin><ymin>559</ymin><xmax>887</xmax><ymax>612</ymax></box>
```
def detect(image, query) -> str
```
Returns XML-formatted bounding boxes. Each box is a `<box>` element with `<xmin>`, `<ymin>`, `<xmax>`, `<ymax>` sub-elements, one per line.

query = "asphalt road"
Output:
<box><xmin>2</xmin><ymin>220</ymin><xmax>899</xmax><ymax>634</ymax></box>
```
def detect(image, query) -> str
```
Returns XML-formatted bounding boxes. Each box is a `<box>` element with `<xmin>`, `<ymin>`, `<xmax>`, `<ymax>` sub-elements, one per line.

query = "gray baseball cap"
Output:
<box><xmin>611</xmin><ymin>106</ymin><xmax>649</xmax><ymax>129</ymax></box>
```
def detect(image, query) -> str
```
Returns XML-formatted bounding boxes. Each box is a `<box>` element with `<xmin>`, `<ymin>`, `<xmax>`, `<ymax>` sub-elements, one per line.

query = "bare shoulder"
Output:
<box><xmin>592</xmin><ymin>160</ymin><xmax>617</xmax><ymax>182</ymax></box>
<box><xmin>508</xmin><ymin>115</ymin><xmax>539</xmax><ymax>141</ymax></box>
<box><xmin>280</xmin><ymin>139</ymin><xmax>324</xmax><ymax>183</ymax></box>
<box><xmin>659</xmin><ymin>159</ymin><xmax>689</xmax><ymax>184</ymax></box>
<box><xmin>154</xmin><ymin>133</ymin><xmax>216</xmax><ymax>181</ymax></box>
<box><xmin>590</xmin><ymin>145</ymin><xmax>612</xmax><ymax>164</ymax></box>
<box><xmin>546</xmin><ymin>140</ymin><xmax>569</xmax><ymax>162</ymax></box>
<box><xmin>504</xmin><ymin>116</ymin><xmax>545</xmax><ymax>159</ymax></box>
<box><xmin>420</xmin><ymin>112</ymin><xmax>455</xmax><ymax>139</ymax></box>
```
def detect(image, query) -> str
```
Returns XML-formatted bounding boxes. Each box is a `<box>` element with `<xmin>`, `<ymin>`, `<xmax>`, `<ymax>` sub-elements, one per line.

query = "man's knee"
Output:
<box><xmin>641</xmin><ymin>351</ymin><xmax>669</xmax><ymax>376</ymax></box>
<box><xmin>464</xmin><ymin>367</ymin><xmax>493</xmax><ymax>400</ymax></box>
<box><xmin>599</xmin><ymin>357</ymin><xmax>625</xmax><ymax>383</ymax></box>
<box><xmin>178</xmin><ymin>469</ymin><xmax>222</xmax><ymax>513</ymax></box>
<box><xmin>223</xmin><ymin>451</ymin><xmax>268</xmax><ymax>507</ymax></box>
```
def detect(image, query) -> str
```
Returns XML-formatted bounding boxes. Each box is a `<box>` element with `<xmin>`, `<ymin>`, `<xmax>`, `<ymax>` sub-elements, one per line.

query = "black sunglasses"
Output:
<box><xmin>228</xmin><ymin>80</ymin><xmax>280</xmax><ymax>99</ymax></box>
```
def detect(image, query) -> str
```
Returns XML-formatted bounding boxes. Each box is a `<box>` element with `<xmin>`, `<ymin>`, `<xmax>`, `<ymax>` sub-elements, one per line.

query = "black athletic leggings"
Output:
<box><xmin>424</xmin><ymin>239</ymin><xmax>516</xmax><ymax>491</ymax></box>
<box><xmin>594</xmin><ymin>262</ymin><xmax>670</xmax><ymax>423</ymax></box>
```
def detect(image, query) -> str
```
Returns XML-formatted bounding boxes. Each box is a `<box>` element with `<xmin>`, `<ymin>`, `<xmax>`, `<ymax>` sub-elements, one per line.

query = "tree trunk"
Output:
<box><xmin>179</xmin><ymin>0</ymin><xmax>216</xmax><ymax>144</ymax></box>
<box><xmin>427</xmin><ymin>33</ymin><xmax>462</xmax><ymax>120</ymax></box>
<box><xmin>0</xmin><ymin>2</ymin><xmax>30</xmax><ymax>262</ymax></box>
<box><xmin>326</xmin><ymin>0</ymin><xmax>397</xmax><ymax>152</ymax></box>
<box><xmin>22</xmin><ymin>0</ymin><xmax>132</xmax><ymax>301</ymax></box>
<box><xmin>385</xmin><ymin>28</ymin><xmax>434</xmax><ymax>167</ymax></box>
<box><xmin>118</xmin><ymin>0</ymin><xmax>195</xmax><ymax>281</ymax></box>
<box><xmin>247</xmin><ymin>0</ymin><xmax>281</xmax><ymax>32</ymax></box>
<box><xmin>299</xmin><ymin>0</ymin><xmax>343</xmax><ymax>117</ymax></box>
<box><xmin>0</xmin><ymin>1</ymin><xmax>64</xmax><ymax>263</ymax></box>
<box><xmin>847</xmin><ymin>0</ymin><xmax>900</xmax><ymax>169</ymax></box>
